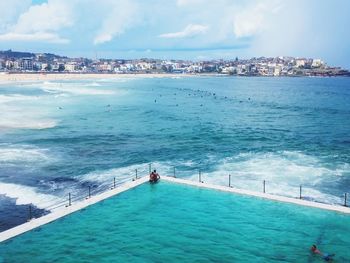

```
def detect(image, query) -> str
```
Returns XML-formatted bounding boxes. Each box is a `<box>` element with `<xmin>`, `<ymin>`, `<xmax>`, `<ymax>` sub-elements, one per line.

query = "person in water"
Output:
<box><xmin>149</xmin><ymin>169</ymin><xmax>160</xmax><ymax>183</ymax></box>
<box><xmin>311</xmin><ymin>245</ymin><xmax>335</xmax><ymax>261</ymax></box>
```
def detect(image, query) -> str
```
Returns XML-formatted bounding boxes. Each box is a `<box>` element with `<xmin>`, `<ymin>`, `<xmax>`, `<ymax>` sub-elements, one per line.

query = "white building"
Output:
<box><xmin>311</xmin><ymin>59</ymin><xmax>324</xmax><ymax>68</ymax></box>
<box><xmin>41</xmin><ymin>63</ymin><xmax>48</xmax><ymax>71</ymax></box>
<box><xmin>274</xmin><ymin>66</ymin><xmax>282</xmax><ymax>76</ymax></box>
<box><xmin>221</xmin><ymin>66</ymin><xmax>236</xmax><ymax>74</ymax></box>
<box><xmin>295</xmin><ymin>59</ymin><xmax>306</xmax><ymax>68</ymax></box>
<box><xmin>65</xmin><ymin>62</ymin><xmax>77</xmax><ymax>72</ymax></box>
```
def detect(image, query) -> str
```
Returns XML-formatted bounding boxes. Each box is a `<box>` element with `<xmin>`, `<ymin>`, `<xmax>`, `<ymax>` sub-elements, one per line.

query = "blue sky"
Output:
<box><xmin>0</xmin><ymin>0</ymin><xmax>349</xmax><ymax>68</ymax></box>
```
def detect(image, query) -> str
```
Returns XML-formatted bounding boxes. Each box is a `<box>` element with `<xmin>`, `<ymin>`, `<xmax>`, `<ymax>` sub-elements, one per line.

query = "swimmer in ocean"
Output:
<box><xmin>311</xmin><ymin>245</ymin><xmax>335</xmax><ymax>261</ymax></box>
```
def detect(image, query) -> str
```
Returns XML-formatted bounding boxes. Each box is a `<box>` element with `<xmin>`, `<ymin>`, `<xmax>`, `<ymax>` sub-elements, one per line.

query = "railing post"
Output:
<box><xmin>28</xmin><ymin>204</ymin><xmax>32</xmax><ymax>221</ymax></box>
<box><xmin>135</xmin><ymin>169</ymin><xmax>138</xmax><ymax>179</ymax></box>
<box><xmin>263</xmin><ymin>180</ymin><xmax>266</xmax><ymax>193</ymax></box>
<box><xmin>199</xmin><ymin>170</ymin><xmax>203</xmax><ymax>183</ymax></box>
<box><xmin>68</xmin><ymin>192</ymin><xmax>71</xmax><ymax>206</ymax></box>
<box><xmin>113</xmin><ymin>177</ymin><xmax>116</xmax><ymax>189</ymax></box>
<box><xmin>173</xmin><ymin>167</ymin><xmax>176</xmax><ymax>178</ymax></box>
<box><xmin>88</xmin><ymin>186</ymin><xmax>91</xmax><ymax>198</ymax></box>
<box><xmin>344</xmin><ymin>193</ymin><xmax>348</xmax><ymax>207</ymax></box>
<box><xmin>229</xmin><ymin>174</ymin><xmax>231</xmax><ymax>188</ymax></box>
<box><xmin>299</xmin><ymin>185</ymin><xmax>302</xmax><ymax>199</ymax></box>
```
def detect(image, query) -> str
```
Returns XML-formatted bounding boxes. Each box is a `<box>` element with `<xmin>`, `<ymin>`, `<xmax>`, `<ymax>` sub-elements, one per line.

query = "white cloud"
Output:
<box><xmin>93</xmin><ymin>0</ymin><xmax>140</xmax><ymax>45</ymax></box>
<box><xmin>159</xmin><ymin>24</ymin><xmax>208</xmax><ymax>39</ymax></box>
<box><xmin>13</xmin><ymin>0</ymin><xmax>73</xmax><ymax>34</ymax></box>
<box><xmin>0</xmin><ymin>0</ymin><xmax>73</xmax><ymax>44</ymax></box>
<box><xmin>176</xmin><ymin>0</ymin><xmax>205</xmax><ymax>6</ymax></box>
<box><xmin>0</xmin><ymin>32</ymin><xmax>69</xmax><ymax>44</ymax></box>
<box><xmin>0</xmin><ymin>0</ymin><xmax>31</xmax><ymax>32</ymax></box>
<box><xmin>233</xmin><ymin>0</ymin><xmax>281</xmax><ymax>38</ymax></box>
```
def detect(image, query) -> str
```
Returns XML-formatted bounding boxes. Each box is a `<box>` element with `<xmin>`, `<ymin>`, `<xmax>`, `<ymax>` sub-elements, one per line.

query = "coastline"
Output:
<box><xmin>0</xmin><ymin>72</ymin><xmax>215</xmax><ymax>83</ymax></box>
<box><xmin>0</xmin><ymin>72</ymin><xmax>348</xmax><ymax>84</ymax></box>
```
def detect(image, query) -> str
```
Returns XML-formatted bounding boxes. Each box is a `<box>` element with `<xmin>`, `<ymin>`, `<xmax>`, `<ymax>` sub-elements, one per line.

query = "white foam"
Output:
<box><xmin>0</xmin><ymin>145</ymin><xmax>54</xmax><ymax>166</ymax></box>
<box><xmin>0</xmin><ymin>182</ymin><xmax>62</xmax><ymax>210</ymax></box>
<box><xmin>97</xmin><ymin>78</ymin><xmax>134</xmax><ymax>83</ymax></box>
<box><xmin>84</xmin><ymin>82</ymin><xmax>101</xmax><ymax>87</ymax></box>
<box><xmin>79</xmin><ymin>162</ymin><xmax>174</xmax><ymax>184</ymax></box>
<box><xmin>187</xmin><ymin>151</ymin><xmax>349</xmax><ymax>205</ymax></box>
<box><xmin>0</xmin><ymin>94</ymin><xmax>39</xmax><ymax>104</ymax></box>
<box><xmin>32</xmin><ymin>81</ymin><xmax>116</xmax><ymax>95</ymax></box>
<box><xmin>0</xmin><ymin>118</ymin><xmax>57</xmax><ymax>130</ymax></box>
<box><xmin>0</xmin><ymin>177</ymin><xmax>149</xmax><ymax>242</ymax></box>
<box><xmin>0</xmin><ymin>94</ymin><xmax>58</xmax><ymax>130</ymax></box>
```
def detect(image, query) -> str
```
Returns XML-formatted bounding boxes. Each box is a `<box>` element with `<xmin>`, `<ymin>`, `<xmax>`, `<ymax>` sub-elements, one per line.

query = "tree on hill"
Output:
<box><xmin>58</xmin><ymin>64</ymin><xmax>65</xmax><ymax>72</ymax></box>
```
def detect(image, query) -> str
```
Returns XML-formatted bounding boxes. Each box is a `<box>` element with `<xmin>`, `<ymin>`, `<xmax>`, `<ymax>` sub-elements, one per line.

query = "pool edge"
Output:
<box><xmin>1</xmin><ymin>175</ymin><xmax>349</xmax><ymax>243</ymax></box>
<box><xmin>162</xmin><ymin>176</ymin><xmax>350</xmax><ymax>214</ymax></box>
<box><xmin>0</xmin><ymin>176</ymin><xmax>149</xmax><ymax>243</ymax></box>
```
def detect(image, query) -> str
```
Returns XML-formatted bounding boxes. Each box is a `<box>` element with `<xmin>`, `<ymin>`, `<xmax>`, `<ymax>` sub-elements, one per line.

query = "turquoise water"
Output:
<box><xmin>1</xmin><ymin>181</ymin><xmax>350</xmax><ymax>262</ymax></box>
<box><xmin>0</xmin><ymin>76</ymin><xmax>349</xmax><ymax>229</ymax></box>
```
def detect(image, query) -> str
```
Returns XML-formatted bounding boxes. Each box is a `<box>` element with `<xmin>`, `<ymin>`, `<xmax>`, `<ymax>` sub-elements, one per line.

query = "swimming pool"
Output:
<box><xmin>1</xmin><ymin>181</ymin><xmax>349</xmax><ymax>262</ymax></box>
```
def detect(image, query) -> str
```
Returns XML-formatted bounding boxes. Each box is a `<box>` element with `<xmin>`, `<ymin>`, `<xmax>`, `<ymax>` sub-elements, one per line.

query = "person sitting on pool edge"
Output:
<box><xmin>149</xmin><ymin>169</ymin><xmax>160</xmax><ymax>183</ymax></box>
<box><xmin>311</xmin><ymin>245</ymin><xmax>335</xmax><ymax>261</ymax></box>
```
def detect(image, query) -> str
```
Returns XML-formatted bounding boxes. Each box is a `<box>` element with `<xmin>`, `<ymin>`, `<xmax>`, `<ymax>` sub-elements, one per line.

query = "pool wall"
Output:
<box><xmin>1</xmin><ymin>175</ymin><xmax>349</xmax><ymax>243</ymax></box>
<box><xmin>0</xmin><ymin>176</ymin><xmax>149</xmax><ymax>243</ymax></box>
<box><xmin>162</xmin><ymin>176</ymin><xmax>350</xmax><ymax>214</ymax></box>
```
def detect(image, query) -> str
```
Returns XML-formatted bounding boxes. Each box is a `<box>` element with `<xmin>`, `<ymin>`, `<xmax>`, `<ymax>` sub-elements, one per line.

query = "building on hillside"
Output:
<box><xmin>65</xmin><ymin>62</ymin><xmax>77</xmax><ymax>72</ymax></box>
<box><xmin>20</xmin><ymin>58</ymin><xmax>33</xmax><ymax>71</ymax></box>
<box><xmin>295</xmin><ymin>59</ymin><xmax>306</xmax><ymax>68</ymax></box>
<box><xmin>311</xmin><ymin>59</ymin><xmax>324</xmax><ymax>68</ymax></box>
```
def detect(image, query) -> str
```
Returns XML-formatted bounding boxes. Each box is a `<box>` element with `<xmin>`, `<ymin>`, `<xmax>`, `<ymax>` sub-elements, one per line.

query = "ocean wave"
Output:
<box><xmin>0</xmin><ymin>93</ymin><xmax>58</xmax><ymax>130</ymax></box>
<box><xmin>96</xmin><ymin>77</ymin><xmax>135</xmax><ymax>83</ymax></box>
<box><xmin>0</xmin><ymin>92</ymin><xmax>60</xmax><ymax>131</ymax></box>
<box><xmin>0</xmin><ymin>94</ymin><xmax>39</xmax><ymax>104</ymax></box>
<box><xmin>16</xmin><ymin>81</ymin><xmax>118</xmax><ymax>95</ymax></box>
<box><xmin>84</xmin><ymin>82</ymin><xmax>101</xmax><ymax>87</ymax></box>
<box><xmin>187</xmin><ymin>151</ymin><xmax>349</xmax><ymax>205</ymax></box>
<box><xmin>25</xmin><ymin>81</ymin><xmax>117</xmax><ymax>95</ymax></box>
<box><xmin>42</xmin><ymin>82</ymin><xmax>115</xmax><ymax>95</ymax></box>
<box><xmin>0</xmin><ymin>145</ymin><xmax>55</xmax><ymax>166</ymax></box>
<box><xmin>78</xmin><ymin>162</ymin><xmax>172</xmax><ymax>183</ymax></box>
<box><xmin>0</xmin><ymin>118</ymin><xmax>57</xmax><ymax>130</ymax></box>
<box><xmin>0</xmin><ymin>182</ymin><xmax>62</xmax><ymax>210</ymax></box>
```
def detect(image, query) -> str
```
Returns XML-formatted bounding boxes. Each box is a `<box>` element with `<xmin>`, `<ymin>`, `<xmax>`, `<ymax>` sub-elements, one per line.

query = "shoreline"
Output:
<box><xmin>0</xmin><ymin>72</ymin><xmax>348</xmax><ymax>83</ymax></box>
<box><xmin>0</xmin><ymin>72</ymin><xmax>348</xmax><ymax>84</ymax></box>
<box><xmin>0</xmin><ymin>73</ymin><xmax>215</xmax><ymax>83</ymax></box>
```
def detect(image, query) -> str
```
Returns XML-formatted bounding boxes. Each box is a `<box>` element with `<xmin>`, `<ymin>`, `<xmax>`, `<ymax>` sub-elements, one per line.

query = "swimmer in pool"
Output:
<box><xmin>311</xmin><ymin>245</ymin><xmax>335</xmax><ymax>261</ymax></box>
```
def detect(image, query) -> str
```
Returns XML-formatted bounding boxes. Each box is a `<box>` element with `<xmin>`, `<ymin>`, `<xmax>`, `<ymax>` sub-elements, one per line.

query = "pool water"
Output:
<box><xmin>1</xmin><ymin>181</ymin><xmax>350</xmax><ymax>262</ymax></box>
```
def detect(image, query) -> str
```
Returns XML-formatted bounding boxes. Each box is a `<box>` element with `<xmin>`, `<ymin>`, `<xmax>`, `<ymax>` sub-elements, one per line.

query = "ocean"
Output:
<box><xmin>0</xmin><ymin>76</ymin><xmax>349</xmax><ymax>231</ymax></box>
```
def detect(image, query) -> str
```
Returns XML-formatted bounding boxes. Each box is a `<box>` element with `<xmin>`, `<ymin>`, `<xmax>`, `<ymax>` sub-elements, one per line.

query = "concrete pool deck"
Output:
<box><xmin>162</xmin><ymin>176</ymin><xmax>350</xmax><ymax>214</ymax></box>
<box><xmin>0</xmin><ymin>176</ymin><xmax>149</xmax><ymax>243</ymax></box>
<box><xmin>1</xmin><ymin>175</ymin><xmax>349</xmax><ymax>243</ymax></box>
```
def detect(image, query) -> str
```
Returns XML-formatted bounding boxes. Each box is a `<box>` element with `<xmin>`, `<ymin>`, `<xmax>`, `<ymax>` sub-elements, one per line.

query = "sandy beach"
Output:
<box><xmin>0</xmin><ymin>73</ymin><xmax>215</xmax><ymax>83</ymax></box>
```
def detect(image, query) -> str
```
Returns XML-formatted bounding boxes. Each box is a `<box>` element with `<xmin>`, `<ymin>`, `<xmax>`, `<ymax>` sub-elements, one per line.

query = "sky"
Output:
<box><xmin>0</xmin><ymin>0</ymin><xmax>349</xmax><ymax>68</ymax></box>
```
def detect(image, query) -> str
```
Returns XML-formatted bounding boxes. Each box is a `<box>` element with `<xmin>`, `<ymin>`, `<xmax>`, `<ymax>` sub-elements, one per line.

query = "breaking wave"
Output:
<box><xmin>74</xmin><ymin>152</ymin><xmax>350</xmax><ymax>206</ymax></box>
<box><xmin>35</xmin><ymin>81</ymin><xmax>116</xmax><ymax>95</ymax></box>
<box><xmin>187</xmin><ymin>151</ymin><xmax>349</xmax><ymax>205</ymax></box>
<box><xmin>0</xmin><ymin>145</ymin><xmax>55</xmax><ymax>166</ymax></box>
<box><xmin>0</xmin><ymin>182</ymin><xmax>62</xmax><ymax>211</ymax></box>
<box><xmin>0</xmin><ymin>94</ymin><xmax>57</xmax><ymax>130</ymax></box>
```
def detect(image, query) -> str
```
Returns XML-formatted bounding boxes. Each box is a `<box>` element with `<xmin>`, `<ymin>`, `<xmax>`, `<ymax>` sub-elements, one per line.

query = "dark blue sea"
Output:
<box><xmin>0</xmin><ymin>76</ymin><xmax>349</xmax><ymax>231</ymax></box>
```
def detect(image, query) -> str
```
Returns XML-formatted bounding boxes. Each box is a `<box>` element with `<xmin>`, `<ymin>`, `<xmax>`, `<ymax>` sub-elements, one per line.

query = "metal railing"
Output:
<box><xmin>164</xmin><ymin>167</ymin><xmax>349</xmax><ymax>208</ymax></box>
<box><xmin>26</xmin><ymin>167</ymin><xmax>145</xmax><ymax>222</ymax></box>
<box><xmin>25</xmin><ymin>164</ymin><xmax>349</xmax><ymax>222</ymax></box>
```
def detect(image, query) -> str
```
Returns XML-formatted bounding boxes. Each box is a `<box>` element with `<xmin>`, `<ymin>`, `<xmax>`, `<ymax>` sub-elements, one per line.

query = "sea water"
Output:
<box><xmin>0</xmin><ymin>76</ymin><xmax>349</xmax><ymax>230</ymax></box>
<box><xmin>1</xmin><ymin>181</ymin><xmax>350</xmax><ymax>262</ymax></box>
